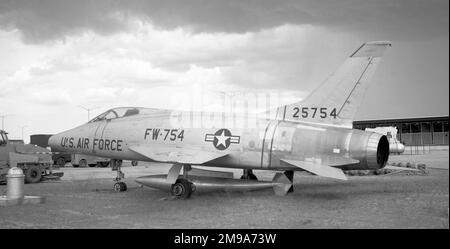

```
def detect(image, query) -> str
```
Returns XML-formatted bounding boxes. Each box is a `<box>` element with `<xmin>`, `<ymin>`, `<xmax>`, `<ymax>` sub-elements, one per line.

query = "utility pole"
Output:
<box><xmin>0</xmin><ymin>114</ymin><xmax>14</xmax><ymax>130</ymax></box>
<box><xmin>78</xmin><ymin>106</ymin><xmax>100</xmax><ymax>121</ymax></box>
<box><xmin>18</xmin><ymin>125</ymin><xmax>27</xmax><ymax>141</ymax></box>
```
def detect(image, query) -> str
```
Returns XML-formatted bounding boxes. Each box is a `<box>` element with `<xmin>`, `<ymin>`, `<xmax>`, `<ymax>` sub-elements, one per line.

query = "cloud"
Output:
<box><xmin>29</xmin><ymin>88</ymin><xmax>73</xmax><ymax>105</ymax></box>
<box><xmin>1</xmin><ymin>23</ymin><xmax>335</xmax><ymax>120</ymax></box>
<box><xmin>0</xmin><ymin>0</ymin><xmax>130</xmax><ymax>43</ymax></box>
<box><xmin>0</xmin><ymin>24</ymin><xmax>349</xmax><ymax>93</ymax></box>
<box><xmin>0</xmin><ymin>0</ymin><xmax>448</xmax><ymax>44</ymax></box>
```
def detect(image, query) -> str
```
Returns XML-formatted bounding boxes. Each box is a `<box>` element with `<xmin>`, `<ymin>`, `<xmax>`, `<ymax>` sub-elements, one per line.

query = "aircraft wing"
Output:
<box><xmin>281</xmin><ymin>158</ymin><xmax>353</xmax><ymax>181</ymax></box>
<box><xmin>129</xmin><ymin>145</ymin><xmax>228</xmax><ymax>165</ymax></box>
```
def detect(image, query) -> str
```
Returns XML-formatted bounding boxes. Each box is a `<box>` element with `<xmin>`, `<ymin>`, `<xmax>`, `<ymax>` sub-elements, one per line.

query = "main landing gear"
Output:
<box><xmin>170</xmin><ymin>164</ymin><xmax>195</xmax><ymax>199</ymax></box>
<box><xmin>240</xmin><ymin>169</ymin><xmax>258</xmax><ymax>180</ymax></box>
<box><xmin>111</xmin><ymin>159</ymin><xmax>127</xmax><ymax>192</ymax></box>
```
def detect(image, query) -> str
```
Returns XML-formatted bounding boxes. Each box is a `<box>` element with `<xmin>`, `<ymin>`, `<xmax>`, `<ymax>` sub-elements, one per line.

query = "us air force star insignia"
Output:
<box><xmin>205</xmin><ymin>129</ymin><xmax>240</xmax><ymax>150</ymax></box>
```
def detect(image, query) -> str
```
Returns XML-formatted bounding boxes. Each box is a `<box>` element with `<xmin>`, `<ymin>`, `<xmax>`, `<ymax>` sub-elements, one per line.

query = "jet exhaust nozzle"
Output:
<box><xmin>365</xmin><ymin>133</ymin><xmax>390</xmax><ymax>170</ymax></box>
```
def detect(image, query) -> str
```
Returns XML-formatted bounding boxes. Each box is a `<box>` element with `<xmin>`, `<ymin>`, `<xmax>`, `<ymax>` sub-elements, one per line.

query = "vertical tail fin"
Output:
<box><xmin>276</xmin><ymin>41</ymin><xmax>391</xmax><ymax>127</ymax></box>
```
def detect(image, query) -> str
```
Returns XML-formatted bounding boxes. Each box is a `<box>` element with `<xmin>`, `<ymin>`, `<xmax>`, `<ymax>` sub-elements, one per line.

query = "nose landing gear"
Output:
<box><xmin>111</xmin><ymin>159</ymin><xmax>127</xmax><ymax>192</ymax></box>
<box><xmin>113</xmin><ymin>181</ymin><xmax>127</xmax><ymax>192</ymax></box>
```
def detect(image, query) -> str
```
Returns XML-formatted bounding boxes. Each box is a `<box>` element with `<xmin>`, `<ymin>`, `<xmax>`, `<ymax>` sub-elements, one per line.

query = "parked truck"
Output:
<box><xmin>30</xmin><ymin>134</ymin><xmax>70</xmax><ymax>167</ymax></box>
<box><xmin>0</xmin><ymin>130</ymin><xmax>63</xmax><ymax>183</ymax></box>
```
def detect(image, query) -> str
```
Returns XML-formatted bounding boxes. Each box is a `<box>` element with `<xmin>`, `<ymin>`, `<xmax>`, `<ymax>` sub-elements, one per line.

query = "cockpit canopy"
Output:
<box><xmin>89</xmin><ymin>107</ymin><xmax>143</xmax><ymax>123</ymax></box>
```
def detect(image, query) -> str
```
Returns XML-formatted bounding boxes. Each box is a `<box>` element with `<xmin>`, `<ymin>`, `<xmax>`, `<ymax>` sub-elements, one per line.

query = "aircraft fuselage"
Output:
<box><xmin>49</xmin><ymin>109</ymin><xmax>389</xmax><ymax>171</ymax></box>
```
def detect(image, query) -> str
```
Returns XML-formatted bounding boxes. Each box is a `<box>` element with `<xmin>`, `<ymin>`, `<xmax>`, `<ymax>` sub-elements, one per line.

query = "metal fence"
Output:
<box><xmin>399</xmin><ymin>132</ymin><xmax>449</xmax><ymax>146</ymax></box>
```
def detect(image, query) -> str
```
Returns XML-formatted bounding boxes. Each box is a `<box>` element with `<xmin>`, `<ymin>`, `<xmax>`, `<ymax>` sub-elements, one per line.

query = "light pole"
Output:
<box><xmin>18</xmin><ymin>125</ymin><xmax>27</xmax><ymax>141</ymax></box>
<box><xmin>0</xmin><ymin>114</ymin><xmax>14</xmax><ymax>130</ymax></box>
<box><xmin>78</xmin><ymin>106</ymin><xmax>100</xmax><ymax>121</ymax></box>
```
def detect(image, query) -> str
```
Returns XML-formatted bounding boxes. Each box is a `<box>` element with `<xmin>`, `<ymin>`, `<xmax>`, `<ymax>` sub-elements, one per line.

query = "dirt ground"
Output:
<box><xmin>0</xmin><ymin>157</ymin><xmax>448</xmax><ymax>229</ymax></box>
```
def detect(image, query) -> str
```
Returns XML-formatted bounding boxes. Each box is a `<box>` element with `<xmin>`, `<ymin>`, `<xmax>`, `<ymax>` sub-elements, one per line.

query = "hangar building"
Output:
<box><xmin>353</xmin><ymin>116</ymin><xmax>449</xmax><ymax>146</ymax></box>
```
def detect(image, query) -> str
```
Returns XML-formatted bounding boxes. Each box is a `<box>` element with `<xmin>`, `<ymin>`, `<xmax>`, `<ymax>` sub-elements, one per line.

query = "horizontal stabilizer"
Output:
<box><xmin>325</xmin><ymin>157</ymin><xmax>359</xmax><ymax>167</ymax></box>
<box><xmin>281</xmin><ymin>159</ymin><xmax>348</xmax><ymax>181</ymax></box>
<box><xmin>129</xmin><ymin>145</ymin><xmax>228</xmax><ymax>165</ymax></box>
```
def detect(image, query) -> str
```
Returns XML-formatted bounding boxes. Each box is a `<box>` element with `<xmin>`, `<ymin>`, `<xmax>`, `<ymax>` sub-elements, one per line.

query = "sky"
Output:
<box><xmin>0</xmin><ymin>0</ymin><xmax>448</xmax><ymax>142</ymax></box>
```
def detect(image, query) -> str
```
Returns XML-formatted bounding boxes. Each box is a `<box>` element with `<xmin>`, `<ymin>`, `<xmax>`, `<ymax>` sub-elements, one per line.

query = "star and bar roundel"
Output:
<box><xmin>204</xmin><ymin>129</ymin><xmax>240</xmax><ymax>150</ymax></box>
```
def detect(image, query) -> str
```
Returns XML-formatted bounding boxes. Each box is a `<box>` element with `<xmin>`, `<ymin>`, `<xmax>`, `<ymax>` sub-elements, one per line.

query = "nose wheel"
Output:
<box><xmin>111</xmin><ymin>159</ymin><xmax>127</xmax><ymax>192</ymax></box>
<box><xmin>113</xmin><ymin>182</ymin><xmax>127</xmax><ymax>192</ymax></box>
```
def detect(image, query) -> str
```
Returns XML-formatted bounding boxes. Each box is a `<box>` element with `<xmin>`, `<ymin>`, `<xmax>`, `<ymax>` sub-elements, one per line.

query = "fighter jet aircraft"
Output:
<box><xmin>49</xmin><ymin>41</ymin><xmax>396</xmax><ymax>198</ymax></box>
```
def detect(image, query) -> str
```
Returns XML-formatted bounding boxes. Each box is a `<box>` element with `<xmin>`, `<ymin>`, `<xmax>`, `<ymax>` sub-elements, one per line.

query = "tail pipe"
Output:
<box><xmin>366</xmin><ymin>133</ymin><xmax>390</xmax><ymax>169</ymax></box>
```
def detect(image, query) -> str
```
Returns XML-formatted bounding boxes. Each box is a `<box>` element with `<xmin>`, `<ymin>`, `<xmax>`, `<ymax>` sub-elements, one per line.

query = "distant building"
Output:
<box><xmin>30</xmin><ymin>134</ymin><xmax>52</xmax><ymax>148</ymax></box>
<box><xmin>353</xmin><ymin>116</ymin><xmax>449</xmax><ymax>146</ymax></box>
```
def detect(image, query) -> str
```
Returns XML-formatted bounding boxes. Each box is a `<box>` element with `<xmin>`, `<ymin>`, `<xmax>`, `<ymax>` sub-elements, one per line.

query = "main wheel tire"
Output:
<box><xmin>110</xmin><ymin>159</ymin><xmax>122</xmax><ymax>170</ymax></box>
<box><xmin>88</xmin><ymin>164</ymin><xmax>97</xmax><ymax>167</ymax></box>
<box><xmin>99</xmin><ymin>161</ymin><xmax>110</xmax><ymax>167</ymax></box>
<box><xmin>56</xmin><ymin>157</ymin><xmax>66</xmax><ymax>167</ymax></box>
<box><xmin>79</xmin><ymin>159</ymin><xmax>87</xmax><ymax>168</ymax></box>
<box><xmin>240</xmin><ymin>173</ymin><xmax>258</xmax><ymax>181</ymax></box>
<box><xmin>248</xmin><ymin>173</ymin><xmax>258</xmax><ymax>180</ymax></box>
<box><xmin>120</xmin><ymin>182</ymin><xmax>127</xmax><ymax>191</ymax></box>
<box><xmin>131</xmin><ymin>161</ymin><xmax>138</xmax><ymax>166</ymax></box>
<box><xmin>24</xmin><ymin>165</ymin><xmax>42</xmax><ymax>184</ymax></box>
<box><xmin>113</xmin><ymin>182</ymin><xmax>127</xmax><ymax>192</ymax></box>
<box><xmin>170</xmin><ymin>179</ymin><xmax>192</xmax><ymax>199</ymax></box>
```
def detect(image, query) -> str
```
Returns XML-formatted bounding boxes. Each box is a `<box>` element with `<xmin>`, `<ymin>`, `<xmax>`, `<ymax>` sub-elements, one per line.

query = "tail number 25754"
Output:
<box><xmin>292</xmin><ymin>107</ymin><xmax>337</xmax><ymax>119</ymax></box>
